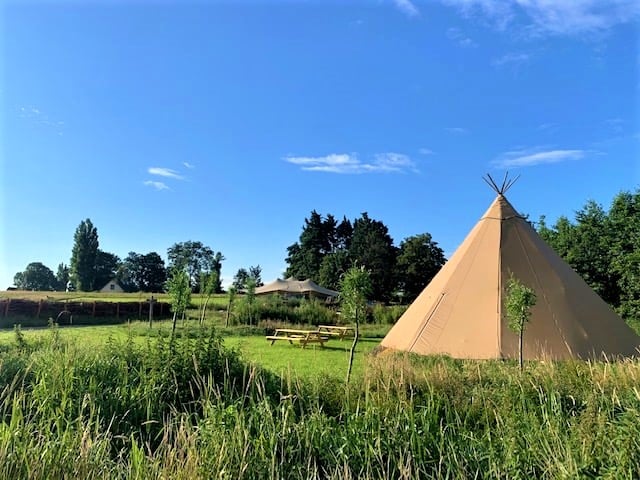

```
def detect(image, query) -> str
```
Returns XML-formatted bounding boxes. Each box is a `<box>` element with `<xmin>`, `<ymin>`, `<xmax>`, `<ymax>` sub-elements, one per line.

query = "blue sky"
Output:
<box><xmin>1</xmin><ymin>0</ymin><xmax>639</xmax><ymax>289</ymax></box>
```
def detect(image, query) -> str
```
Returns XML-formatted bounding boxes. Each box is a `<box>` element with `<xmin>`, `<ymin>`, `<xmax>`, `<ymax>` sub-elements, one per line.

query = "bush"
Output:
<box><xmin>294</xmin><ymin>298</ymin><xmax>336</xmax><ymax>326</ymax></box>
<box><xmin>257</xmin><ymin>294</ymin><xmax>297</xmax><ymax>323</ymax></box>
<box><xmin>232</xmin><ymin>295</ymin><xmax>336</xmax><ymax>326</ymax></box>
<box><xmin>370</xmin><ymin>304</ymin><xmax>407</xmax><ymax>324</ymax></box>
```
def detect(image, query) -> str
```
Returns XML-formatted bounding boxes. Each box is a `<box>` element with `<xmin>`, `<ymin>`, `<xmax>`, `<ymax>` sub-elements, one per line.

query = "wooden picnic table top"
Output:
<box><xmin>267</xmin><ymin>328</ymin><xmax>327</xmax><ymax>348</ymax></box>
<box><xmin>274</xmin><ymin>328</ymin><xmax>320</xmax><ymax>335</ymax></box>
<box><xmin>317</xmin><ymin>325</ymin><xmax>354</xmax><ymax>331</ymax></box>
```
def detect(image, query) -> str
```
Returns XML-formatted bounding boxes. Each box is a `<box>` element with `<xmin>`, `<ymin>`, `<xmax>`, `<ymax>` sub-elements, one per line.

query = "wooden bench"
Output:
<box><xmin>317</xmin><ymin>325</ymin><xmax>355</xmax><ymax>340</ymax></box>
<box><xmin>266</xmin><ymin>328</ymin><xmax>327</xmax><ymax>348</ymax></box>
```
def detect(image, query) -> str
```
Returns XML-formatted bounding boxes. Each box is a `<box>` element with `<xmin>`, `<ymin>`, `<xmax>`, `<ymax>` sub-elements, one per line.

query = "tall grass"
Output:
<box><xmin>1</xmin><ymin>324</ymin><xmax>639</xmax><ymax>478</ymax></box>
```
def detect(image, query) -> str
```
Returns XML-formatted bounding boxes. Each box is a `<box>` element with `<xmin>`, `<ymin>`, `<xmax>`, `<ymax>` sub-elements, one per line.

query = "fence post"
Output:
<box><xmin>147</xmin><ymin>295</ymin><xmax>156</xmax><ymax>328</ymax></box>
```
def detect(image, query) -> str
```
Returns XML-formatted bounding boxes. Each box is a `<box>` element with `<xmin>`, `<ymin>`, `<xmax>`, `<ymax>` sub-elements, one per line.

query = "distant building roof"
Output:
<box><xmin>255</xmin><ymin>278</ymin><xmax>338</xmax><ymax>298</ymax></box>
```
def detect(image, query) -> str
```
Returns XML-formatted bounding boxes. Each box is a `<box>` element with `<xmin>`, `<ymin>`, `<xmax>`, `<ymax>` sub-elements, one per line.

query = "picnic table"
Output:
<box><xmin>266</xmin><ymin>328</ymin><xmax>328</xmax><ymax>348</ymax></box>
<box><xmin>317</xmin><ymin>325</ymin><xmax>355</xmax><ymax>340</ymax></box>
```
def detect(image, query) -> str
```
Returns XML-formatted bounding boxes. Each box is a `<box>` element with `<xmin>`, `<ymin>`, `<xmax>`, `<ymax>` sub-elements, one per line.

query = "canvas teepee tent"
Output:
<box><xmin>380</xmin><ymin>175</ymin><xmax>640</xmax><ymax>360</ymax></box>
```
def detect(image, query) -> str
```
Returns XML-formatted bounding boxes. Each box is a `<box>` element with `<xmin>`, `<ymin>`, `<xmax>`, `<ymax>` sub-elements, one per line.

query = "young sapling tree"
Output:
<box><xmin>340</xmin><ymin>265</ymin><xmax>372</xmax><ymax>384</ymax></box>
<box><xmin>505</xmin><ymin>275</ymin><xmax>537</xmax><ymax>371</ymax></box>
<box><xmin>167</xmin><ymin>268</ymin><xmax>191</xmax><ymax>337</ymax></box>
<box><xmin>199</xmin><ymin>270</ymin><xmax>218</xmax><ymax>325</ymax></box>
<box><xmin>225</xmin><ymin>286</ymin><xmax>237</xmax><ymax>327</ymax></box>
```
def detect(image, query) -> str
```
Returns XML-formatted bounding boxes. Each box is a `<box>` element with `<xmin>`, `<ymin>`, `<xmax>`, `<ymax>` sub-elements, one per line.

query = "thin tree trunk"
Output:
<box><xmin>171</xmin><ymin>311</ymin><xmax>178</xmax><ymax>337</ymax></box>
<box><xmin>225</xmin><ymin>297</ymin><xmax>233</xmax><ymax>327</ymax></box>
<box><xmin>200</xmin><ymin>296</ymin><xmax>210</xmax><ymax>325</ymax></box>
<box><xmin>519</xmin><ymin>330</ymin><xmax>523</xmax><ymax>371</ymax></box>
<box><xmin>346</xmin><ymin>309</ymin><xmax>359</xmax><ymax>384</ymax></box>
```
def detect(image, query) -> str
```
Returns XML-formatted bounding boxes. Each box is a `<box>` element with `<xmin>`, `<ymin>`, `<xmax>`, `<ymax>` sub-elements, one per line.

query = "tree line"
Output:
<box><xmin>13</xmin><ymin>219</ymin><xmax>224</xmax><ymax>294</ymax></box>
<box><xmin>13</xmin><ymin>189</ymin><xmax>639</xmax><ymax>315</ymax></box>
<box><xmin>284</xmin><ymin>210</ymin><xmax>446</xmax><ymax>303</ymax></box>
<box><xmin>537</xmin><ymin>189</ymin><xmax>639</xmax><ymax>320</ymax></box>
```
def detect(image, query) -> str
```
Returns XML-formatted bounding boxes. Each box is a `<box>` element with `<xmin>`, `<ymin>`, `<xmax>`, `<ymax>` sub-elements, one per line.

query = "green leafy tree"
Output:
<box><xmin>537</xmin><ymin>190</ymin><xmax>640</xmax><ymax>322</ymax></box>
<box><xmin>396</xmin><ymin>233</ymin><xmax>446</xmax><ymax>302</ymax></box>
<box><xmin>55</xmin><ymin>263</ymin><xmax>70</xmax><ymax>291</ymax></box>
<box><xmin>607</xmin><ymin>190</ymin><xmax>640</xmax><ymax>319</ymax></box>
<box><xmin>285</xmin><ymin>210</ymin><xmax>328</xmax><ymax>280</ymax></box>
<box><xmin>70</xmin><ymin>218</ymin><xmax>99</xmax><ymax>291</ymax></box>
<box><xmin>505</xmin><ymin>276</ymin><xmax>537</xmax><ymax>371</ymax></box>
<box><xmin>573</xmin><ymin>201</ymin><xmax>616</xmax><ymax>303</ymax></box>
<box><xmin>120</xmin><ymin>251</ymin><xmax>166</xmax><ymax>292</ymax></box>
<box><xmin>141</xmin><ymin>252</ymin><xmax>167</xmax><ymax>292</ymax></box>
<box><xmin>341</xmin><ymin>266</ymin><xmax>372</xmax><ymax>383</ymax></box>
<box><xmin>167</xmin><ymin>241</ymin><xmax>224</xmax><ymax>292</ymax></box>
<box><xmin>285</xmin><ymin>212</ymin><xmax>354</xmax><ymax>283</ymax></box>
<box><xmin>167</xmin><ymin>268</ymin><xmax>191</xmax><ymax>335</ymax></box>
<box><xmin>319</xmin><ymin>250</ymin><xmax>351</xmax><ymax>291</ymax></box>
<box><xmin>94</xmin><ymin>250</ymin><xmax>121</xmax><ymax>290</ymax></box>
<box><xmin>349</xmin><ymin>213</ymin><xmax>397</xmax><ymax>302</ymax></box>
<box><xmin>249</xmin><ymin>265</ymin><xmax>263</xmax><ymax>287</ymax></box>
<box><xmin>233</xmin><ymin>265</ymin><xmax>263</xmax><ymax>291</ymax></box>
<box><xmin>335</xmin><ymin>216</ymin><xmax>353</xmax><ymax>251</ymax></box>
<box><xmin>198</xmin><ymin>270</ymin><xmax>218</xmax><ymax>324</ymax></box>
<box><xmin>118</xmin><ymin>252</ymin><xmax>143</xmax><ymax>292</ymax></box>
<box><xmin>538</xmin><ymin>201</ymin><xmax>621</xmax><ymax>309</ymax></box>
<box><xmin>237</xmin><ymin>277</ymin><xmax>258</xmax><ymax>325</ymax></box>
<box><xmin>13</xmin><ymin>262</ymin><xmax>57</xmax><ymax>291</ymax></box>
<box><xmin>323</xmin><ymin>214</ymin><xmax>339</xmax><ymax>252</ymax></box>
<box><xmin>232</xmin><ymin>268</ymin><xmax>250</xmax><ymax>291</ymax></box>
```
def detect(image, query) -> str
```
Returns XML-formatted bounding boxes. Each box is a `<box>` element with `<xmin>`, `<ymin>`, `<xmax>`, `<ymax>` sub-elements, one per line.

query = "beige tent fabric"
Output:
<box><xmin>380</xmin><ymin>194</ymin><xmax>640</xmax><ymax>360</ymax></box>
<box><xmin>255</xmin><ymin>278</ymin><xmax>339</xmax><ymax>299</ymax></box>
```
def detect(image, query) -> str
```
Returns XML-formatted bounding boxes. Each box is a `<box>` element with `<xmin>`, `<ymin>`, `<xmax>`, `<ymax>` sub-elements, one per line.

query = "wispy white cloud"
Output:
<box><xmin>374</xmin><ymin>153</ymin><xmax>419</xmax><ymax>172</ymax></box>
<box><xmin>183</xmin><ymin>162</ymin><xmax>195</xmax><ymax>169</ymax></box>
<box><xmin>393</xmin><ymin>0</ymin><xmax>420</xmax><ymax>17</ymax></box>
<box><xmin>493</xmin><ymin>52</ymin><xmax>530</xmax><ymax>67</ymax></box>
<box><xmin>419</xmin><ymin>148</ymin><xmax>435</xmax><ymax>155</ymax></box>
<box><xmin>441</xmin><ymin>0</ymin><xmax>640</xmax><ymax>37</ymax></box>
<box><xmin>493</xmin><ymin>148</ymin><xmax>588</xmax><ymax>167</ymax></box>
<box><xmin>446</xmin><ymin>127</ymin><xmax>469</xmax><ymax>134</ymax></box>
<box><xmin>447</xmin><ymin>27</ymin><xmax>478</xmax><ymax>47</ymax></box>
<box><xmin>19</xmin><ymin>106</ymin><xmax>65</xmax><ymax>135</ymax></box>
<box><xmin>284</xmin><ymin>152</ymin><xmax>418</xmax><ymax>174</ymax></box>
<box><xmin>144</xmin><ymin>180</ymin><xmax>170</xmax><ymax>191</ymax></box>
<box><xmin>148</xmin><ymin>167</ymin><xmax>184</xmax><ymax>180</ymax></box>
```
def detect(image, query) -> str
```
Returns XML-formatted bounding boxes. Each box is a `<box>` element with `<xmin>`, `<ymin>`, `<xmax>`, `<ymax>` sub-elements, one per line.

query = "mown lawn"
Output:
<box><xmin>0</xmin><ymin>320</ymin><xmax>382</xmax><ymax>380</ymax></box>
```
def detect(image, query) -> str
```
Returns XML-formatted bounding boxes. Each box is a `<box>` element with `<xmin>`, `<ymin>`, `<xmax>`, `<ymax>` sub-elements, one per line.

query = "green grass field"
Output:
<box><xmin>1</xmin><ymin>291</ymin><xmax>640</xmax><ymax>478</ymax></box>
<box><xmin>0</xmin><ymin>290</ymin><xmax>231</xmax><ymax>308</ymax></box>
<box><xmin>0</xmin><ymin>319</ymin><xmax>381</xmax><ymax>380</ymax></box>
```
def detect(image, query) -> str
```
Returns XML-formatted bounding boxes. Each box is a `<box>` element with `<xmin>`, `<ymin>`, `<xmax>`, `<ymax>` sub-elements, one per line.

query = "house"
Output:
<box><xmin>99</xmin><ymin>279</ymin><xmax>124</xmax><ymax>293</ymax></box>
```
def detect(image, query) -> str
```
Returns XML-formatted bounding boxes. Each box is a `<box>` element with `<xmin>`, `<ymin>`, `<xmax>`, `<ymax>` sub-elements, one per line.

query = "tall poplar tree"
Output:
<box><xmin>70</xmin><ymin>218</ymin><xmax>99</xmax><ymax>291</ymax></box>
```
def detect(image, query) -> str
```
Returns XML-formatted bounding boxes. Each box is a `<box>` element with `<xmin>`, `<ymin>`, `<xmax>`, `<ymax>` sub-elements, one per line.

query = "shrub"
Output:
<box><xmin>294</xmin><ymin>298</ymin><xmax>336</xmax><ymax>326</ymax></box>
<box><xmin>370</xmin><ymin>304</ymin><xmax>407</xmax><ymax>324</ymax></box>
